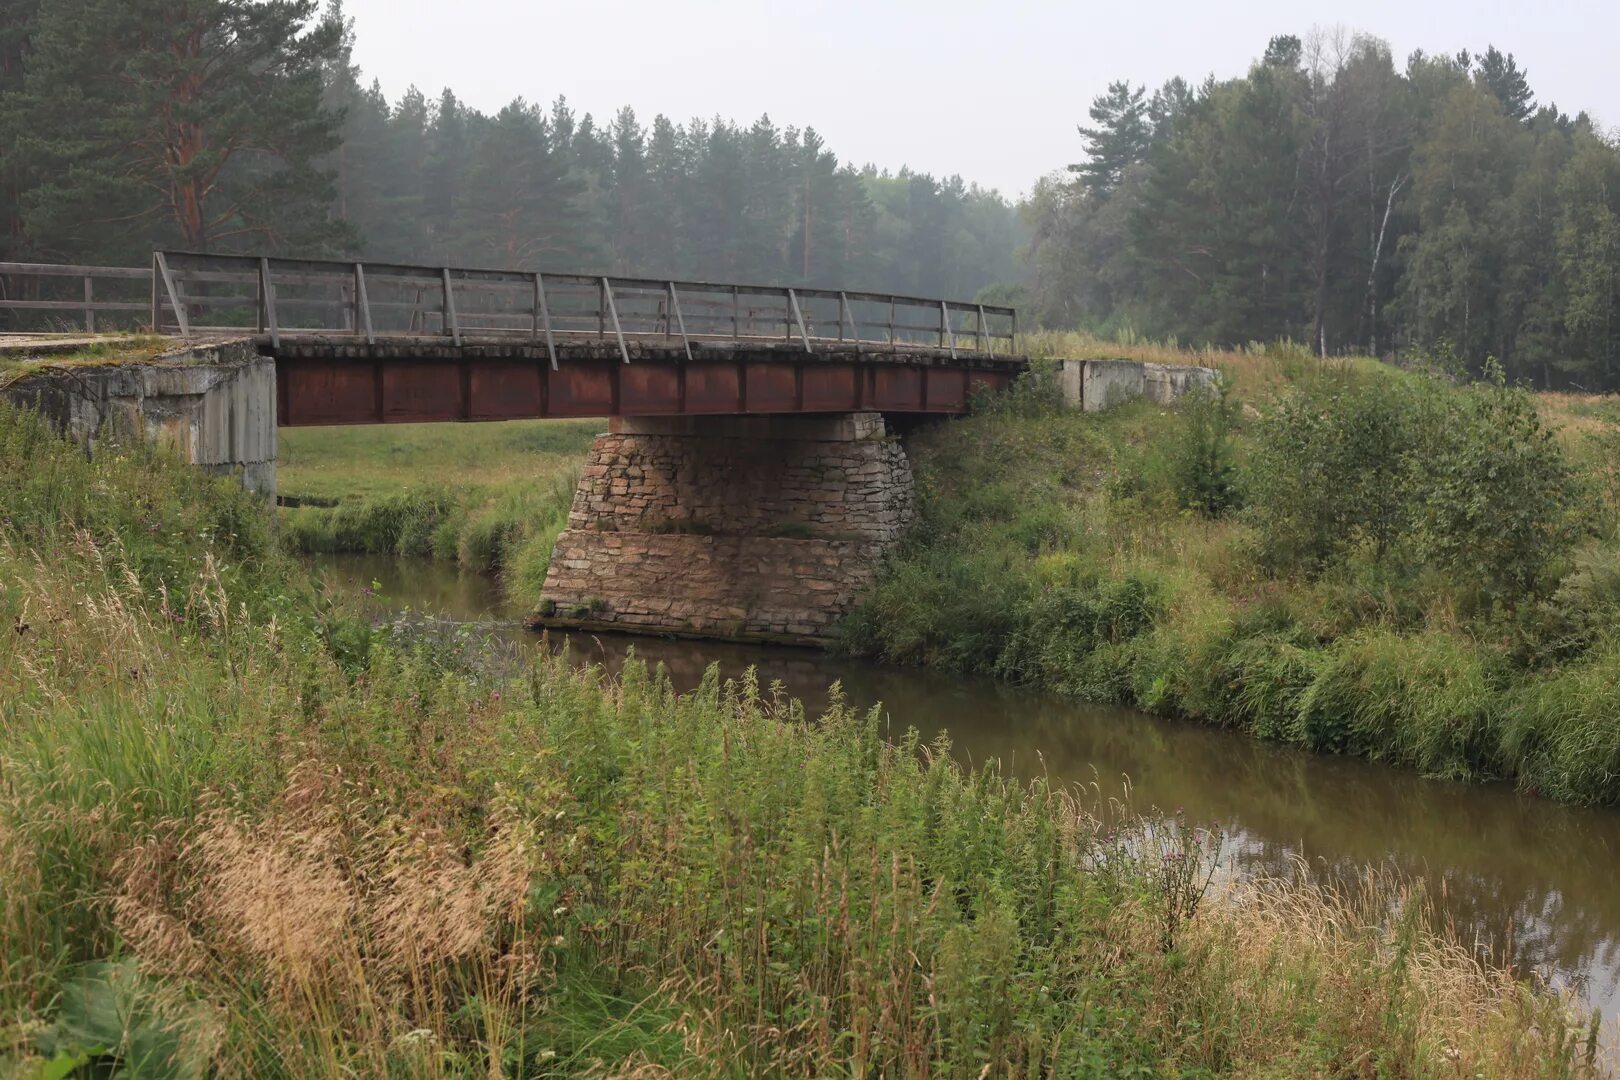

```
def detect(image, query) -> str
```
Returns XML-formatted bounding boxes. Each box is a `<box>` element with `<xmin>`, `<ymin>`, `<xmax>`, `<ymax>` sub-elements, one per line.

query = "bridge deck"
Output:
<box><xmin>2</xmin><ymin>253</ymin><xmax>1028</xmax><ymax>425</ymax></box>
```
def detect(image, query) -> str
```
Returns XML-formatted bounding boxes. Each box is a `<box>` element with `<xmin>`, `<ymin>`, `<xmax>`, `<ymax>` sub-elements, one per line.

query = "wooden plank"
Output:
<box><xmin>258</xmin><ymin>257</ymin><xmax>278</xmax><ymax>349</ymax></box>
<box><xmin>0</xmin><ymin>262</ymin><xmax>151</xmax><ymax>279</ymax></box>
<box><xmin>600</xmin><ymin>277</ymin><xmax>629</xmax><ymax>363</ymax></box>
<box><xmin>354</xmin><ymin>263</ymin><xmax>374</xmax><ymax>344</ymax></box>
<box><xmin>534</xmin><ymin>272</ymin><xmax>557</xmax><ymax>370</ymax></box>
<box><xmin>441</xmin><ymin>267</ymin><xmax>461</xmax><ymax>346</ymax></box>
<box><xmin>786</xmin><ymin>288</ymin><xmax>813</xmax><ymax>353</ymax></box>
<box><xmin>0</xmin><ymin>299</ymin><xmax>150</xmax><ymax>312</ymax></box>
<box><xmin>668</xmin><ymin>282</ymin><xmax>692</xmax><ymax>361</ymax></box>
<box><xmin>155</xmin><ymin>252</ymin><xmax>190</xmax><ymax>339</ymax></box>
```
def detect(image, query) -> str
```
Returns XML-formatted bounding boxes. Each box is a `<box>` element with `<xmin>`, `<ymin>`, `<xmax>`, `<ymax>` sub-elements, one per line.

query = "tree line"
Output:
<box><xmin>1024</xmin><ymin>32</ymin><xmax>1620</xmax><ymax>388</ymax></box>
<box><xmin>5</xmin><ymin>3</ymin><xmax>1619</xmax><ymax>389</ymax></box>
<box><xmin>0</xmin><ymin>0</ymin><xmax>1019</xmax><ymax>301</ymax></box>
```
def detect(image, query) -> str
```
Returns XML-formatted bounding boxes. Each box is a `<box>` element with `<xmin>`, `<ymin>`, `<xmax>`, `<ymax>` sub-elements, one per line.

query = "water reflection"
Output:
<box><xmin>312</xmin><ymin>553</ymin><xmax>1620</xmax><ymax>1019</ymax></box>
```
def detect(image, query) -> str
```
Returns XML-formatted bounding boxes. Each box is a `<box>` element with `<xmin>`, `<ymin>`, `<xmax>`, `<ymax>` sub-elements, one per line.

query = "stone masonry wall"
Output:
<box><xmin>541</xmin><ymin>532</ymin><xmax>887</xmax><ymax>642</ymax></box>
<box><xmin>568</xmin><ymin>425</ymin><xmax>912</xmax><ymax>543</ymax></box>
<box><xmin>536</xmin><ymin>412</ymin><xmax>913</xmax><ymax>643</ymax></box>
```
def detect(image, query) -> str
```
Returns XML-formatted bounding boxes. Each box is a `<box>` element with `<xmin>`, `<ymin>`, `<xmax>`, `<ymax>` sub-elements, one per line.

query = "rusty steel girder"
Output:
<box><xmin>271</xmin><ymin>340</ymin><xmax>1023</xmax><ymax>427</ymax></box>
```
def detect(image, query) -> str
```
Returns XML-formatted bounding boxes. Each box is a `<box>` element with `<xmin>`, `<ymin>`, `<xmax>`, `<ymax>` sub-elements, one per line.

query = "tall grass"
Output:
<box><xmin>0</xmin><ymin>403</ymin><xmax>1600</xmax><ymax>1075</ymax></box>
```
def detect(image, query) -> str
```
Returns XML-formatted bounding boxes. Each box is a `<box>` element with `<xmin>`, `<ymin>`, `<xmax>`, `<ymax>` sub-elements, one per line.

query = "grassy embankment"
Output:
<box><xmin>846</xmin><ymin>331</ymin><xmax>1620</xmax><ymax>806</ymax></box>
<box><xmin>277</xmin><ymin>419</ymin><xmax>599</xmax><ymax>604</ymax></box>
<box><xmin>0</xmin><ymin>402</ymin><xmax>1602</xmax><ymax>1075</ymax></box>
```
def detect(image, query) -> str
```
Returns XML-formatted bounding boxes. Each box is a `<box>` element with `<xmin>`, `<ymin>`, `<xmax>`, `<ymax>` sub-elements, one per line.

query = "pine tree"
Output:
<box><xmin>1477</xmin><ymin>46</ymin><xmax>1535</xmax><ymax>122</ymax></box>
<box><xmin>16</xmin><ymin>0</ymin><xmax>347</xmax><ymax>259</ymax></box>
<box><xmin>454</xmin><ymin>100</ymin><xmax>568</xmax><ymax>266</ymax></box>
<box><xmin>0</xmin><ymin>0</ymin><xmax>42</xmax><ymax>259</ymax></box>
<box><xmin>1073</xmin><ymin>81</ymin><xmax>1151</xmax><ymax>197</ymax></box>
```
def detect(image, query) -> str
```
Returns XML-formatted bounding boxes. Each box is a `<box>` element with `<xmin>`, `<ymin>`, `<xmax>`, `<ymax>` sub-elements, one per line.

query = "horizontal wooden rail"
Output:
<box><xmin>1</xmin><ymin>254</ymin><xmax>1022</xmax><ymax>360</ymax></box>
<box><xmin>152</xmin><ymin>251</ymin><xmax>1019</xmax><ymax>360</ymax></box>
<box><xmin>0</xmin><ymin>261</ymin><xmax>155</xmax><ymax>334</ymax></box>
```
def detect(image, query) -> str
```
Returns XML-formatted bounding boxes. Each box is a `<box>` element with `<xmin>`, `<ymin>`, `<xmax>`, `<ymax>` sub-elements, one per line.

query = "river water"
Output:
<box><xmin>313</xmin><ymin>552</ymin><xmax>1620</xmax><ymax>1023</ymax></box>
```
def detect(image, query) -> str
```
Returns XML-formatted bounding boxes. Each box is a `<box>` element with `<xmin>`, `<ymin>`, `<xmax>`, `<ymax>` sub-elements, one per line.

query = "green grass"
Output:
<box><xmin>277</xmin><ymin>418</ymin><xmax>601</xmax><ymax>503</ymax></box>
<box><xmin>0</xmin><ymin>403</ymin><xmax>1599</xmax><ymax>1076</ymax></box>
<box><xmin>846</xmin><ymin>356</ymin><xmax>1620</xmax><ymax>806</ymax></box>
<box><xmin>277</xmin><ymin>419</ymin><xmax>599</xmax><ymax>604</ymax></box>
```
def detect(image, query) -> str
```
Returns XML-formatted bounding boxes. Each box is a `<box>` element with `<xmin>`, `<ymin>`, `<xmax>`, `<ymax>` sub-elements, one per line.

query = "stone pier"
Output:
<box><xmin>534</xmin><ymin>412</ymin><xmax>913</xmax><ymax>644</ymax></box>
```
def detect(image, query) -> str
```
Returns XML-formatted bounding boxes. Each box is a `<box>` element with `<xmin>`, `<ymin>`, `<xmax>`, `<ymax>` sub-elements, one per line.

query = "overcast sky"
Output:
<box><xmin>342</xmin><ymin>0</ymin><xmax>1618</xmax><ymax>199</ymax></box>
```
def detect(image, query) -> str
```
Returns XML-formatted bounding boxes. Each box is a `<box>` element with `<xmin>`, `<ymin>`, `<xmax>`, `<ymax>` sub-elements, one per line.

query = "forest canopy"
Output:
<box><xmin>1023</xmin><ymin>32</ymin><xmax>1620</xmax><ymax>388</ymax></box>
<box><xmin>3</xmin><ymin>5</ymin><xmax>1619</xmax><ymax>388</ymax></box>
<box><xmin>0</xmin><ymin>0</ymin><xmax>1020</xmax><ymax>301</ymax></box>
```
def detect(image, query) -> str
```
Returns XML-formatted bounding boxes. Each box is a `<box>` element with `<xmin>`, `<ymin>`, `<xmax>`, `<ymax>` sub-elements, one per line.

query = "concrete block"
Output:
<box><xmin>1054</xmin><ymin>359</ymin><xmax>1084</xmax><ymax>408</ymax></box>
<box><xmin>1081</xmin><ymin>359</ymin><xmax>1146</xmax><ymax>412</ymax></box>
<box><xmin>2</xmin><ymin>339</ymin><xmax>276</xmax><ymax>496</ymax></box>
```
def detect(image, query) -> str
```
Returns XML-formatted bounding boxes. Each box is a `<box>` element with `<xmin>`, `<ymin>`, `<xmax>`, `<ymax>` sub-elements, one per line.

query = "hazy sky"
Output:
<box><xmin>343</xmin><ymin>0</ymin><xmax>1618</xmax><ymax>199</ymax></box>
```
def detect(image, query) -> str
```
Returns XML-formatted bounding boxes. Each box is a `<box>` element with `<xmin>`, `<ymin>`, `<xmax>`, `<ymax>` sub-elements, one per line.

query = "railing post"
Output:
<box><xmin>83</xmin><ymin>275</ymin><xmax>94</xmax><ymax>334</ymax></box>
<box><xmin>154</xmin><ymin>252</ymin><xmax>190</xmax><ymax>340</ymax></box>
<box><xmin>941</xmin><ymin>301</ymin><xmax>956</xmax><ymax>360</ymax></box>
<box><xmin>533</xmin><ymin>272</ymin><xmax>557</xmax><ymax>370</ymax></box>
<box><xmin>441</xmin><ymin>267</ymin><xmax>461</xmax><ymax>346</ymax></box>
<box><xmin>787</xmin><ymin>288</ymin><xmax>812</xmax><ymax>353</ymax></box>
<box><xmin>732</xmin><ymin>286</ymin><xmax>740</xmax><ymax>340</ymax></box>
<box><xmin>667</xmin><ymin>282</ymin><xmax>692</xmax><ymax>361</ymax></box>
<box><xmin>600</xmin><ymin>276</ymin><xmax>629</xmax><ymax>363</ymax></box>
<box><xmin>888</xmin><ymin>297</ymin><xmax>896</xmax><ymax>351</ymax></box>
<box><xmin>977</xmin><ymin>304</ymin><xmax>989</xmax><ymax>355</ymax></box>
<box><xmin>257</xmin><ymin>257</ymin><xmax>278</xmax><ymax>348</ymax></box>
<box><xmin>354</xmin><ymin>263</ymin><xmax>374</xmax><ymax>344</ymax></box>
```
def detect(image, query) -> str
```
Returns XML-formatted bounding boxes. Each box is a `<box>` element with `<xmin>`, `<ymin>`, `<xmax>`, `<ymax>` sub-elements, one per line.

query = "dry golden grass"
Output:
<box><xmin>104</xmin><ymin>759</ymin><xmax>566</xmax><ymax>1076</ymax></box>
<box><xmin>1184</xmin><ymin>867</ymin><xmax>1604</xmax><ymax>1077</ymax></box>
<box><xmin>1019</xmin><ymin>328</ymin><xmax>1387</xmax><ymax>402</ymax></box>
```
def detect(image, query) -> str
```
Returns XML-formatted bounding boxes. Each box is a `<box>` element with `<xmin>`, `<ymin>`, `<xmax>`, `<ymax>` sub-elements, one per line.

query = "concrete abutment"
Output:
<box><xmin>1</xmin><ymin>339</ymin><xmax>277</xmax><ymax>495</ymax></box>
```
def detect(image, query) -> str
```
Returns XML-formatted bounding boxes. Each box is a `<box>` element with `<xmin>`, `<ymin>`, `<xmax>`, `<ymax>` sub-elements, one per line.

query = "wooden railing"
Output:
<box><xmin>0</xmin><ymin>261</ymin><xmax>153</xmax><ymax>333</ymax></box>
<box><xmin>148</xmin><ymin>251</ymin><xmax>1018</xmax><ymax>363</ymax></box>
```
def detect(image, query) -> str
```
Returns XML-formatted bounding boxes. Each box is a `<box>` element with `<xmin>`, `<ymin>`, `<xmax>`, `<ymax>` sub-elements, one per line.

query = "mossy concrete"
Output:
<box><xmin>1</xmin><ymin>338</ymin><xmax>277</xmax><ymax>495</ymax></box>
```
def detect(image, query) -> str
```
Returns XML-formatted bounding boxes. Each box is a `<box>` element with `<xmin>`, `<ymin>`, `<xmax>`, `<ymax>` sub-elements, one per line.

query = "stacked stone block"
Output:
<box><xmin>537</xmin><ymin>412</ymin><xmax>913</xmax><ymax>644</ymax></box>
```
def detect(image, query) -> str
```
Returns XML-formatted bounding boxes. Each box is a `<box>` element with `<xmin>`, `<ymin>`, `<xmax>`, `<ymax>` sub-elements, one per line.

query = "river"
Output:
<box><xmin>313</xmin><ymin>552</ymin><xmax>1620</xmax><ymax>1024</ymax></box>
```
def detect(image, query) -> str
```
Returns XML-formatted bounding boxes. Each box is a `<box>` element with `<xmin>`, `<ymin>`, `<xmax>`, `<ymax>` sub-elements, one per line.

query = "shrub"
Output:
<box><xmin>1413</xmin><ymin>370</ymin><xmax>1583</xmax><ymax>604</ymax></box>
<box><xmin>1167</xmin><ymin>377</ymin><xmax>1243</xmax><ymax>517</ymax></box>
<box><xmin>1246</xmin><ymin>372</ymin><xmax>1423</xmax><ymax>570</ymax></box>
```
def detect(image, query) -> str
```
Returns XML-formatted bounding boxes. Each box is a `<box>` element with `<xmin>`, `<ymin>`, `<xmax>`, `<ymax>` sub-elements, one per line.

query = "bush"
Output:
<box><xmin>1167</xmin><ymin>378</ymin><xmax>1242</xmax><ymax>517</ymax></box>
<box><xmin>1413</xmin><ymin>371</ymin><xmax>1583</xmax><ymax>603</ymax></box>
<box><xmin>1246</xmin><ymin>372</ymin><xmax>1423</xmax><ymax>570</ymax></box>
<box><xmin>1247</xmin><ymin>368</ymin><xmax>1582</xmax><ymax>607</ymax></box>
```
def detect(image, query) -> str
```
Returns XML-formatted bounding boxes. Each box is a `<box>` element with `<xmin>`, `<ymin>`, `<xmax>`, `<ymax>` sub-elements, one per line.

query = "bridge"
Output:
<box><xmin>3</xmin><ymin>253</ymin><xmax>1026</xmax><ymax>424</ymax></box>
<box><xmin>1</xmin><ymin>252</ymin><xmax>1028</xmax><ymax>644</ymax></box>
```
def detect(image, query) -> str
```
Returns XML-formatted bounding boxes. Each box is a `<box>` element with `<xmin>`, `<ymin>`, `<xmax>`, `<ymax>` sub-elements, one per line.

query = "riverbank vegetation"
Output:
<box><xmin>277</xmin><ymin>419</ymin><xmax>596</xmax><ymax>603</ymax></box>
<box><xmin>1</xmin><ymin>403</ymin><xmax>1602</xmax><ymax>1075</ymax></box>
<box><xmin>847</xmin><ymin>338</ymin><xmax>1620</xmax><ymax>805</ymax></box>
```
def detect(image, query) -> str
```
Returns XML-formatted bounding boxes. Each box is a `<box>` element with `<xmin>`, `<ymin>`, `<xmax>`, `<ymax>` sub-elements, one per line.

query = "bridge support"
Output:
<box><xmin>533</xmin><ymin>412</ymin><xmax>913</xmax><ymax>644</ymax></box>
